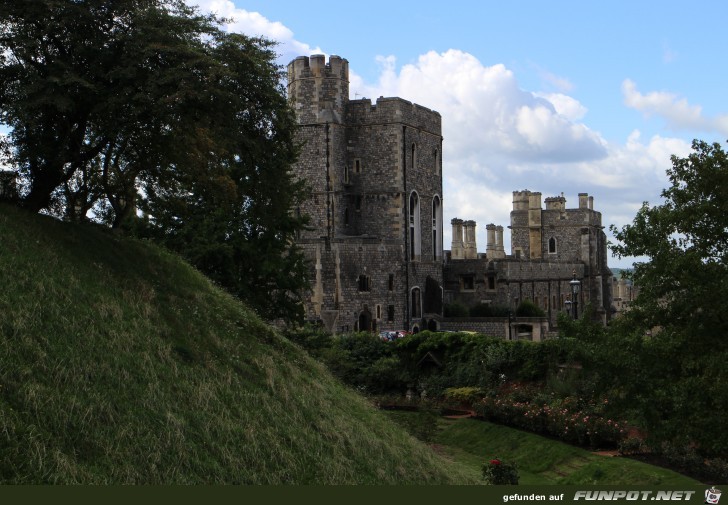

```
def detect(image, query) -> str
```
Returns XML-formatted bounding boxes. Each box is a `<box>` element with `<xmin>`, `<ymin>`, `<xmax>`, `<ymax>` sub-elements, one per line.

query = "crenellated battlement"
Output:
<box><xmin>345</xmin><ymin>97</ymin><xmax>441</xmax><ymax>133</ymax></box>
<box><xmin>287</xmin><ymin>55</ymin><xmax>349</xmax><ymax>124</ymax></box>
<box><xmin>288</xmin><ymin>54</ymin><xmax>349</xmax><ymax>81</ymax></box>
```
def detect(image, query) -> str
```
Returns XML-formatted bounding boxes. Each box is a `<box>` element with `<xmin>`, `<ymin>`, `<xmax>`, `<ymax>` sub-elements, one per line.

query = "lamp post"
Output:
<box><xmin>569</xmin><ymin>270</ymin><xmax>581</xmax><ymax>320</ymax></box>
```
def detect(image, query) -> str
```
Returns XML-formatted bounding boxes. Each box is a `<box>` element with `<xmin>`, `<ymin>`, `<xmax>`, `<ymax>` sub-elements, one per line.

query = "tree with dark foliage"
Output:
<box><xmin>0</xmin><ymin>0</ymin><xmax>309</xmax><ymax>323</ymax></box>
<box><xmin>609</xmin><ymin>140</ymin><xmax>728</xmax><ymax>457</ymax></box>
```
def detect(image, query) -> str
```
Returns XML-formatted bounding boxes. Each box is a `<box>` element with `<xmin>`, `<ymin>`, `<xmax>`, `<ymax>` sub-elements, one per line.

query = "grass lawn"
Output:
<box><xmin>382</xmin><ymin>410</ymin><xmax>700</xmax><ymax>485</ymax></box>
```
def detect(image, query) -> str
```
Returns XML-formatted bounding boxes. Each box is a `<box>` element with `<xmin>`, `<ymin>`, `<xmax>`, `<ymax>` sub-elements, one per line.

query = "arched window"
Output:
<box><xmin>411</xmin><ymin>287</ymin><xmax>422</xmax><ymax>319</ymax></box>
<box><xmin>548</xmin><ymin>237</ymin><xmax>557</xmax><ymax>254</ymax></box>
<box><xmin>432</xmin><ymin>195</ymin><xmax>442</xmax><ymax>261</ymax></box>
<box><xmin>409</xmin><ymin>191</ymin><xmax>421</xmax><ymax>261</ymax></box>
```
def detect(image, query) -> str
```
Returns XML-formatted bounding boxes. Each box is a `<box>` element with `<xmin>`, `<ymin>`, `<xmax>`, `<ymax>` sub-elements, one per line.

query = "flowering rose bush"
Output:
<box><xmin>482</xmin><ymin>458</ymin><xmax>519</xmax><ymax>485</ymax></box>
<box><xmin>477</xmin><ymin>386</ymin><xmax>628</xmax><ymax>449</ymax></box>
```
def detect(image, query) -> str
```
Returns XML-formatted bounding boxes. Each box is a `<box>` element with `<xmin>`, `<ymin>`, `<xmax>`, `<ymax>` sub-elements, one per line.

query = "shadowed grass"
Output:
<box><xmin>383</xmin><ymin>409</ymin><xmax>700</xmax><ymax>486</ymax></box>
<box><xmin>0</xmin><ymin>204</ymin><xmax>479</xmax><ymax>484</ymax></box>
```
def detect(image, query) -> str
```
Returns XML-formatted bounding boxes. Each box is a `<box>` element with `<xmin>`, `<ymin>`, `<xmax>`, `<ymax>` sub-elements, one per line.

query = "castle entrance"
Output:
<box><xmin>358</xmin><ymin>308</ymin><xmax>373</xmax><ymax>332</ymax></box>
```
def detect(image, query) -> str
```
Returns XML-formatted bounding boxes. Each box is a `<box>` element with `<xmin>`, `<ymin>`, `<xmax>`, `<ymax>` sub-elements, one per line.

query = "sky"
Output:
<box><xmin>190</xmin><ymin>0</ymin><xmax>728</xmax><ymax>268</ymax></box>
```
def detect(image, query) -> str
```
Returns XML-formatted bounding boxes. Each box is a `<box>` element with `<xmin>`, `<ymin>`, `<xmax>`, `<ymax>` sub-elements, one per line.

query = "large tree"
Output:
<box><xmin>609</xmin><ymin>139</ymin><xmax>728</xmax><ymax>456</ymax></box>
<box><xmin>0</xmin><ymin>1</ymin><xmax>309</xmax><ymax>323</ymax></box>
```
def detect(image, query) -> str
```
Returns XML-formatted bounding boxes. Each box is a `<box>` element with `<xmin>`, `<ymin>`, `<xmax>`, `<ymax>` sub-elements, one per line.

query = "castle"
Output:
<box><xmin>288</xmin><ymin>54</ymin><xmax>612</xmax><ymax>337</ymax></box>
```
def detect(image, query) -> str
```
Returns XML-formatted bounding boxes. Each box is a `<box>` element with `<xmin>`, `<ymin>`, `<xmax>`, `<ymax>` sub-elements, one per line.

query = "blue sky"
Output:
<box><xmin>192</xmin><ymin>0</ymin><xmax>728</xmax><ymax>268</ymax></box>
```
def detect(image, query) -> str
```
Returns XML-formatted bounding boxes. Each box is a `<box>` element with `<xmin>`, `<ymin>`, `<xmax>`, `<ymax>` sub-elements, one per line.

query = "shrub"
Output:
<box><xmin>443</xmin><ymin>387</ymin><xmax>484</xmax><ymax>405</ymax></box>
<box><xmin>444</xmin><ymin>301</ymin><xmax>469</xmax><ymax>317</ymax></box>
<box><xmin>515</xmin><ymin>300</ymin><xmax>545</xmax><ymax>317</ymax></box>
<box><xmin>482</xmin><ymin>458</ymin><xmax>519</xmax><ymax>485</ymax></box>
<box><xmin>468</xmin><ymin>303</ymin><xmax>510</xmax><ymax>317</ymax></box>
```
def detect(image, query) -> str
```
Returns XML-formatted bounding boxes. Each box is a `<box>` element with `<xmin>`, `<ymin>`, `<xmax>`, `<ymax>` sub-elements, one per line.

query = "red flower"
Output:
<box><xmin>490</xmin><ymin>459</ymin><xmax>501</xmax><ymax>465</ymax></box>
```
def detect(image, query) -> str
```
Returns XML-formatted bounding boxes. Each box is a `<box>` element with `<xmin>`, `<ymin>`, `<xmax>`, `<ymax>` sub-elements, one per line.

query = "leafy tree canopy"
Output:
<box><xmin>608</xmin><ymin>139</ymin><xmax>728</xmax><ymax>455</ymax></box>
<box><xmin>0</xmin><ymin>0</ymin><xmax>309</xmax><ymax>323</ymax></box>
<box><xmin>610</xmin><ymin>139</ymin><xmax>728</xmax><ymax>351</ymax></box>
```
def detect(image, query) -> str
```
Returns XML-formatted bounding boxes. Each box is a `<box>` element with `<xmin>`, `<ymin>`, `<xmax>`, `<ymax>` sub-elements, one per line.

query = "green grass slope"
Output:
<box><xmin>435</xmin><ymin>418</ymin><xmax>699</xmax><ymax>486</ymax></box>
<box><xmin>0</xmin><ymin>204</ymin><xmax>479</xmax><ymax>484</ymax></box>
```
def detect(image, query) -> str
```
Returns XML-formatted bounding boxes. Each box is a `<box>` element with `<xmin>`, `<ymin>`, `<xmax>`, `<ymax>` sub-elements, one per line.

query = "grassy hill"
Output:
<box><xmin>0</xmin><ymin>204</ymin><xmax>479</xmax><ymax>484</ymax></box>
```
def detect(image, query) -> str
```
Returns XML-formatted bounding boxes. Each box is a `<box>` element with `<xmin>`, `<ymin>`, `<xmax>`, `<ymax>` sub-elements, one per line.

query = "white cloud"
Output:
<box><xmin>622</xmin><ymin>79</ymin><xmax>728</xmax><ymax>137</ymax></box>
<box><xmin>188</xmin><ymin>0</ymin><xmax>322</xmax><ymax>64</ymax></box>
<box><xmin>534</xmin><ymin>92</ymin><xmax>587</xmax><ymax>121</ymax></box>
<box><xmin>358</xmin><ymin>50</ymin><xmax>607</xmax><ymax>164</ymax></box>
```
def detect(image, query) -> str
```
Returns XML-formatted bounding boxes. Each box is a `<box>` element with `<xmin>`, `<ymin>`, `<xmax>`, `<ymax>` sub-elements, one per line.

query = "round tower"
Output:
<box><xmin>287</xmin><ymin>55</ymin><xmax>349</xmax><ymax>124</ymax></box>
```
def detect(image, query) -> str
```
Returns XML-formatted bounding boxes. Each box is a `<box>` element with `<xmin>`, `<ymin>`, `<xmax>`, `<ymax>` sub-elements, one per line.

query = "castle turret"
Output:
<box><xmin>486</xmin><ymin>223</ymin><xmax>496</xmax><ymax>258</ymax></box>
<box><xmin>579</xmin><ymin>192</ymin><xmax>589</xmax><ymax>209</ymax></box>
<box><xmin>287</xmin><ymin>55</ymin><xmax>349</xmax><ymax>124</ymax></box>
<box><xmin>528</xmin><ymin>192</ymin><xmax>542</xmax><ymax>260</ymax></box>
<box><xmin>495</xmin><ymin>225</ymin><xmax>505</xmax><ymax>259</ymax></box>
<box><xmin>463</xmin><ymin>220</ymin><xmax>477</xmax><ymax>259</ymax></box>
<box><xmin>451</xmin><ymin>218</ymin><xmax>464</xmax><ymax>260</ymax></box>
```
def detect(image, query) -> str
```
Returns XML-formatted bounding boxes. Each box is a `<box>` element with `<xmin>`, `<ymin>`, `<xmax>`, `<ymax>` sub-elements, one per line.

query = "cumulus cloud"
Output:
<box><xmin>188</xmin><ymin>0</ymin><xmax>321</xmax><ymax>64</ymax></box>
<box><xmin>622</xmin><ymin>79</ymin><xmax>728</xmax><ymax>136</ymax></box>
<box><xmin>358</xmin><ymin>50</ymin><xmax>607</xmax><ymax>164</ymax></box>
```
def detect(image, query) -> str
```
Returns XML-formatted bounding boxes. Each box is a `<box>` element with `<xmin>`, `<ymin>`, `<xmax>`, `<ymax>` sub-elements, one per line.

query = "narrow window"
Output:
<box><xmin>461</xmin><ymin>275</ymin><xmax>475</xmax><ymax>291</ymax></box>
<box><xmin>488</xmin><ymin>275</ymin><xmax>495</xmax><ymax>290</ymax></box>
<box><xmin>344</xmin><ymin>164</ymin><xmax>350</xmax><ymax>184</ymax></box>
<box><xmin>354</xmin><ymin>159</ymin><xmax>361</xmax><ymax>173</ymax></box>
<box><xmin>432</xmin><ymin>195</ymin><xmax>442</xmax><ymax>261</ymax></box>
<box><xmin>388</xmin><ymin>274</ymin><xmax>394</xmax><ymax>291</ymax></box>
<box><xmin>355</xmin><ymin>195</ymin><xmax>362</xmax><ymax>211</ymax></box>
<box><xmin>411</xmin><ymin>287</ymin><xmax>422</xmax><ymax>318</ymax></box>
<box><xmin>549</xmin><ymin>237</ymin><xmax>557</xmax><ymax>254</ymax></box>
<box><xmin>434</xmin><ymin>148</ymin><xmax>440</xmax><ymax>175</ymax></box>
<box><xmin>411</xmin><ymin>143</ymin><xmax>417</xmax><ymax>170</ymax></box>
<box><xmin>376</xmin><ymin>305</ymin><xmax>382</xmax><ymax>320</ymax></box>
<box><xmin>344</xmin><ymin>208</ymin><xmax>349</xmax><ymax>226</ymax></box>
<box><xmin>358</xmin><ymin>274</ymin><xmax>370</xmax><ymax>292</ymax></box>
<box><xmin>387</xmin><ymin>305</ymin><xmax>395</xmax><ymax>323</ymax></box>
<box><xmin>409</xmin><ymin>191</ymin><xmax>421</xmax><ymax>261</ymax></box>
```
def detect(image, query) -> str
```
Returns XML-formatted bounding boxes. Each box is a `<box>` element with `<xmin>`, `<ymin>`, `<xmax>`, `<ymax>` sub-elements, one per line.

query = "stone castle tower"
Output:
<box><xmin>288</xmin><ymin>55</ymin><xmax>444</xmax><ymax>333</ymax></box>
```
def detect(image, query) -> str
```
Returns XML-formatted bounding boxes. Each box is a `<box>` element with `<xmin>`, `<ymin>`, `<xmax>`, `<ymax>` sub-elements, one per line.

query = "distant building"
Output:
<box><xmin>443</xmin><ymin>190</ymin><xmax>613</xmax><ymax>335</ymax></box>
<box><xmin>288</xmin><ymin>54</ymin><xmax>612</xmax><ymax>337</ymax></box>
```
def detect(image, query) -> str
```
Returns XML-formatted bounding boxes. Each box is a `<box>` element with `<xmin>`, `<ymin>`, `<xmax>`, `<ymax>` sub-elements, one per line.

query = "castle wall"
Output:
<box><xmin>289</xmin><ymin>56</ymin><xmax>444</xmax><ymax>332</ymax></box>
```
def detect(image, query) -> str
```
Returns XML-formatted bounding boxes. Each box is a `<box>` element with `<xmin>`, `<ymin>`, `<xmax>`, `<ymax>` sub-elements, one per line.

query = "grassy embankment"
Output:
<box><xmin>0</xmin><ymin>203</ymin><xmax>479</xmax><ymax>484</ymax></box>
<box><xmin>384</xmin><ymin>410</ymin><xmax>700</xmax><ymax>485</ymax></box>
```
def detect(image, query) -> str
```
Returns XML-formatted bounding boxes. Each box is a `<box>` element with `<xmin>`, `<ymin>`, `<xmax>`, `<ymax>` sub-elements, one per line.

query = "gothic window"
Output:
<box><xmin>358</xmin><ymin>274</ymin><xmax>371</xmax><ymax>292</ymax></box>
<box><xmin>411</xmin><ymin>287</ymin><xmax>422</xmax><ymax>318</ymax></box>
<box><xmin>409</xmin><ymin>191</ymin><xmax>421</xmax><ymax>261</ymax></box>
<box><xmin>432</xmin><ymin>195</ymin><xmax>443</xmax><ymax>261</ymax></box>
<box><xmin>549</xmin><ymin>237</ymin><xmax>557</xmax><ymax>254</ymax></box>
